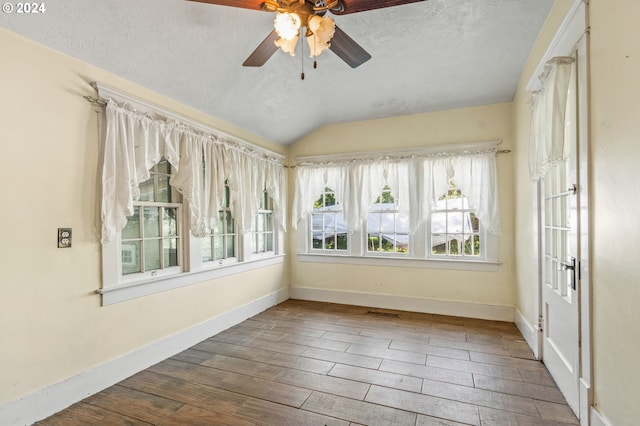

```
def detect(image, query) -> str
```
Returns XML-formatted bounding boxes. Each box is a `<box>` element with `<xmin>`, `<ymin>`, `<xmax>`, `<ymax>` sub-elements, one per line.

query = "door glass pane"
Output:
<box><xmin>144</xmin><ymin>207</ymin><xmax>161</xmax><ymax>238</ymax></box>
<box><xmin>121</xmin><ymin>241</ymin><xmax>141</xmax><ymax>275</ymax></box>
<box><xmin>122</xmin><ymin>207</ymin><xmax>140</xmax><ymax>239</ymax></box>
<box><xmin>144</xmin><ymin>239</ymin><xmax>161</xmax><ymax>271</ymax></box>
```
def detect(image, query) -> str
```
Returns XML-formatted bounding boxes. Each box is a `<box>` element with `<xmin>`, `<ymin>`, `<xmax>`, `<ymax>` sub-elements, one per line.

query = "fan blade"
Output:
<box><xmin>333</xmin><ymin>0</ymin><xmax>426</xmax><ymax>15</ymax></box>
<box><xmin>243</xmin><ymin>30</ymin><xmax>280</xmax><ymax>66</ymax></box>
<box><xmin>329</xmin><ymin>25</ymin><xmax>371</xmax><ymax>68</ymax></box>
<box><xmin>186</xmin><ymin>0</ymin><xmax>265</xmax><ymax>11</ymax></box>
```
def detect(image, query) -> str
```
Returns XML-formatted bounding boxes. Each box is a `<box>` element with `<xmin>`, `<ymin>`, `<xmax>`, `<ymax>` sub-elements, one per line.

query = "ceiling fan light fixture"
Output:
<box><xmin>274</xmin><ymin>12</ymin><xmax>301</xmax><ymax>41</ymax></box>
<box><xmin>275</xmin><ymin>34</ymin><xmax>299</xmax><ymax>56</ymax></box>
<box><xmin>306</xmin><ymin>15</ymin><xmax>335</xmax><ymax>57</ymax></box>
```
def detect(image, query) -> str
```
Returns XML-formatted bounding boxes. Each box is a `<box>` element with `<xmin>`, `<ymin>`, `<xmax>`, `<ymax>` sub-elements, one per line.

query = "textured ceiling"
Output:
<box><xmin>0</xmin><ymin>0</ymin><xmax>553</xmax><ymax>144</ymax></box>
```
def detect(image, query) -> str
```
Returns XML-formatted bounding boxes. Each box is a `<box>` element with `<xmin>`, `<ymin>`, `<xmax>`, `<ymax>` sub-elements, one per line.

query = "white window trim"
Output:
<box><xmin>99</xmin><ymin>255</ymin><xmax>285</xmax><ymax>305</ymax></box>
<box><xmin>95</xmin><ymin>82</ymin><xmax>286</xmax><ymax>305</ymax></box>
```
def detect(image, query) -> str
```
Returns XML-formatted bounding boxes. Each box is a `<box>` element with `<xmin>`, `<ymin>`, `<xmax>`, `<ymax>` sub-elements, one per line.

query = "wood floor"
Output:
<box><xmin>38</xmin><ymin>300</ymin><xmax>579</xmax><ymax>425</ymax></box>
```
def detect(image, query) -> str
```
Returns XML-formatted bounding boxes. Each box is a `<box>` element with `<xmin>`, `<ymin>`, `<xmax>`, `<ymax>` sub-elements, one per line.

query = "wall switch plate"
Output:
<box><xmin>58</xmin><ymin>228</ymin><xmax>72</xmax><ymax>248</ymax></box>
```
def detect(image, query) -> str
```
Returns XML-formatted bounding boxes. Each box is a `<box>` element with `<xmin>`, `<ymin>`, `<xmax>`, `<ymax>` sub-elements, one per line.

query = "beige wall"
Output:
<box><xmin>589</xmin><ymin>0</ymin><xmax>640</xmax><ymax>422</ymax></box>
<box><xmin>513</xmin><ymin>0</ymin><xmax>640</xmax><ymax>423</ymax></box>
<box><xmin>0</xmin><ymin>29</ymin><xmax>287</xmax><ymax>405</ymax></box>
<box><xmin>288</xmin><ymin>104</ymin><xmax>516</xmax><ymax>309</ymax></box>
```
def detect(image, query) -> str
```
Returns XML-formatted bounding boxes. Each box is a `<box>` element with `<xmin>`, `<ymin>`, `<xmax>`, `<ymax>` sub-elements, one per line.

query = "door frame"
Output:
<box><xmin>526</xmin><ymin>0</ymin><xmax>592</xmax><ymax>424</ymax></box>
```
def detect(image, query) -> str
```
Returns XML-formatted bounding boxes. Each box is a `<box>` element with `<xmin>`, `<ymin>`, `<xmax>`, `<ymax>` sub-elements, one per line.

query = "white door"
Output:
<box><xmin>541</xmin><ymin>53</ymin><xmax>580</xmax><ymax>414</ymax></box>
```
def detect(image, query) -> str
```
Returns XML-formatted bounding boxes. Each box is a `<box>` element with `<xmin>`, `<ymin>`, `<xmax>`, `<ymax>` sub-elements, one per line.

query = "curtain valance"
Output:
<box><xmin>101</xmin><ymin>99</ymin><xmax>286</xmax><ymax>243</ymax></box>
<box><xmin>292</xmin><ymin>146</ymin><xmax>500</xmax><ymax>236</ymax></box>
<box><xmin>529</xmin><ymin>56</ymin><xmax>574</xmax><ymax>181</ymax></box>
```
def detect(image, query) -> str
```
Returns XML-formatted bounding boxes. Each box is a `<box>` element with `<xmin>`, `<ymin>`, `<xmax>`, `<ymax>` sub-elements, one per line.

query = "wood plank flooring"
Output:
<box><xmin>38</xmin><ymin>300</ymin><xmax>579</xmax><ymax>425</ymax></box>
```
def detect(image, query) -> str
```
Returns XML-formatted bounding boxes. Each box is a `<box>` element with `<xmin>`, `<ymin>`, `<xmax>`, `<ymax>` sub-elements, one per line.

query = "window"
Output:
<box><xmin>367</xmin><ymin>185</ymin><xmax>409</xmax><ymax>254</ymax></box>
<box><xmin>293</xmin><ymin>143</ymin><xmax>500</xmax><ymax>270</ymax></box>
<box><xmin>121</xmin><ymin>159</ymin><xmax>181</xmax><ymax>277</ymax></box>
<box><xmin>98</xmin><ymin>84</ymin><xmax>287</xmax><ymax>305</ymax></box>
<box><xmin>253</xmin><ymin>190</ymin><xmax>274</xmax><ymax>254</ymax></box>
<box><xmin>311</xmin><ymin>187</ymin><xmax>348</xmax><ymax>252</ymax></box>
<box><xmin>430</xmin><ymin>182</ymin><xmax>481</xmax><ymax>258</ymax></box>
<box><xmin>202</xmin><ymin>183</ymin><xmax>236</xmax><ymax>263</ymax></box>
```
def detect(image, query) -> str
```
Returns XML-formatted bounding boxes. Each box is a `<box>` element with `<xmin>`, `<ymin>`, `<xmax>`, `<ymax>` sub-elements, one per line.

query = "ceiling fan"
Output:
<box><xmin>187</xmin><ymin>0</ymin><xmax>426</xmax><ymax>69</ymax></box>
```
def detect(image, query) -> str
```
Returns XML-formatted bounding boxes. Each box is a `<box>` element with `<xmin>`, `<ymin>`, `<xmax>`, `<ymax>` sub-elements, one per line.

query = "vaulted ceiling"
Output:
<box><xmin>0</xmin><ymin>0</ymin><xmax>554</xmax><ymax>144</ymax></box>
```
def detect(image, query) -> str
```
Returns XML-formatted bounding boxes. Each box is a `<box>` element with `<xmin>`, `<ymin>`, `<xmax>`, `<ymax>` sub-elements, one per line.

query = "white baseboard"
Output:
<box><xmin>290</xmin><ymin>286</ymin><xmax>514</xmax><ymax>322</ymax></box>
<box><xmin>0</xmin><ymin>287</ymin><xmax>289</xmax><ymax>426</ymax></box>
<box><xmin>514</xmin><ymin>309</ymin><xmax>539</xmax><ymax>359</ymax></box>
<box><xmin>590</xmin><ymin>407</ymin><xmax>611</xmax><ymax>426</ymax></box>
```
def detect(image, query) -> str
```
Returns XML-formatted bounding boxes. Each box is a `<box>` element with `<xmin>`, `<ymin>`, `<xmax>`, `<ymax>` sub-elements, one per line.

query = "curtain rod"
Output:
<box><xmin>84</xmin><ymin>95</ymin><xmax>511</xmax><ymax>165</ymax></box>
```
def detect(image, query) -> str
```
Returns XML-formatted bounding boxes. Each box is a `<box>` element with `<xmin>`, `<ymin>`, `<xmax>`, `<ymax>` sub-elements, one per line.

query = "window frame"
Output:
<box><xmin>252</xmin><ymin>191</ymin><xmax>276</xmax><ymax>257</ymax></box>
<box><xmin>200</xmin><ymin>183</ymin><xmax>239</xmax><ymax>267</ymax></box>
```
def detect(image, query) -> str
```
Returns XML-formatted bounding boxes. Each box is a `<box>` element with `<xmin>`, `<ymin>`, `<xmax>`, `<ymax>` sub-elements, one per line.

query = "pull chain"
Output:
<box><xmin>300</xmin><ymin>33</ymin><xmax>305</xmax><ymax>80</ymax></box>
<box><xmin>313</xmin><ymin>33</ymin><xmax>318</xmax><ymax>69</ymax></box>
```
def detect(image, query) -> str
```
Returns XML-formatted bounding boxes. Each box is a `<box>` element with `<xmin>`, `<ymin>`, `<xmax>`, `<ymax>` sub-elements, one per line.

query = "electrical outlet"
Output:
<box><xmin>58</xmin><ymin>228</ymin><xmax>72</xmax><ymax>248</ymax></box>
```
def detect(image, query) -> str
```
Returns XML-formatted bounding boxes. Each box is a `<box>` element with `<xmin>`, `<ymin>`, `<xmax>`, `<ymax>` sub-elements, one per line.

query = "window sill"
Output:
<box><xmin>98</xmin><ymin>255</ymin><xmax>285</xmax><ymax>305</ymax></box>
<box><xmin>297</xmin><ymin>253</ymin><xmax>500</xmax><ymax>272</ymax></box>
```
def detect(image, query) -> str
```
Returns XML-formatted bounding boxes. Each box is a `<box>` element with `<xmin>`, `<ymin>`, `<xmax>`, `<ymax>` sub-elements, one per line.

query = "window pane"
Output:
<box><xmin>449</xmin><ymin>238</ymin><xmax>460</xmax><ymax>255</ymax></box>
<box><xmin>265</xmin><ymin>213</ymin><xmax>273</xmax><ymax>232</ymax></box>
<box><xmin>431</xmin><ymin>235</ymin><xmax>446</xmax><ymax>254</ymax></box>
<box><xmin>448</xmin><ymin>212</ymin><xmax>464</xmax><ymax>233</ymax></box>
<box><xmin>156</xmin><ymin>159</ymin><xmax>170</xmax><ymax>175</ymax></box>
<box><xmin>431</xmin><ymin>212</ymin><xmax>447</xmax><ymax>233</ymax></box>
<box><xmin>163</xmin><ymin>208</ymin><xmax>177</xmax><ymax>236</ymax></box>
<box><xmin>368</xmin><ymin>235</ymin><xmax>380</xmax><ymax>251</ymax></box>
<box><xmin>225</xmin><ymin>211</ymin><xmax>234</xmax><ymax>233</ymax></box>
<box><xmin>256</xmin><ymin>233</ymin><xmax>265</xmax><ymax>252</ymax></box>
<box><xmin>396</xmin><ymin>234</ymin><xmax>409</xmax><ymax>253</ymax></box>
<box><xmin>122</xmin><ymin>241</ymin><xmax>141</xmax><ymax>275</ymax></box>
<box><xmin>139</xmin><ymin>178</ymin><xmax>154</xmax><ymax>202</ymax></box>
<box><xmin>144</xmin><ymin>207</ymin><xmax>161</xmax><ymax>238</ymax></box>
<box><xmin>215</xmin><ymin>212</ymin><xmax>224</xmax><ymax>233</ymax></box>
<box><xmin>311</xmin><ymin>214</ymin><xmax>323</xmax><ymax>231</ymax></box>
<box><xmin>157</xmin><ymin>175</ymin><xmax>171</xmax><ymax>202</ymax></box>
<box><xmin>122</xmin><ymin>207</ymin><xmax>140</xmax><ymax>239</ymax></box>
<box><xmin>265</xmin><ymin>233</ymin><xmax>273</xmax><ymax>252</ymax></box>
<box><xmin>201</xmin><ymin>237</ymin><xmax>213</xmax><ymax>262</ymax></box>
<box><xmin>144</xmin><ymin>239</ymin><xmax>161</xmax><ymax>270</ymax></box>
<box><xmin>312</xmin><ymin>237</ymin><xmax>323</xmax><ymax>249</ymax></box>
<box><xmin>337</xmin><ymin>234</ymin><xmax>348</xmax><ymax>250</ymax></box>
<box><xmin>226</xmin><ymin>236</ymin><xmax>235</xmax><ymax>258</ymax></box>
<box><xmin>213</xmin><ymin>236</ymin><xmax>224</xmax><ymax>260</ymax></box>
<box><xmin>380</xmin><ymin>213</ymin><xmax>395</xmax><ymax>233</ymax></box>
<box><xmin>164</xmin><ymin>238</ymin><xmax>179</xmax><ymax>267</ymax></box>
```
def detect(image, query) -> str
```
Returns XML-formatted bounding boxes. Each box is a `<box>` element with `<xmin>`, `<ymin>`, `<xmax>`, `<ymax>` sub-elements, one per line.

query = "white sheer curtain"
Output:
<box><xmin>100</xmin><ymin>100</ymin><xmax>286</xmax><ymax>243</ymax></box>
<box><xmin>292</xmin><ymin>164</ymin><xmax>347</xmax><ymax>227</ymax></box>
<box><xmin>292</xmin><ymin>148</ymin><xmax>501</xmax><ymax>236</ymax></box>
<box><xmin>529</xmin><ymin>56</ymin><xmax>574</xmax><ymax>181</ymax></box>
